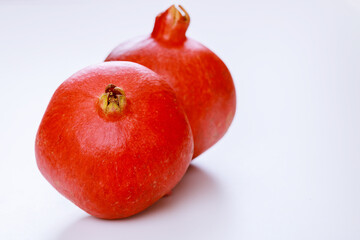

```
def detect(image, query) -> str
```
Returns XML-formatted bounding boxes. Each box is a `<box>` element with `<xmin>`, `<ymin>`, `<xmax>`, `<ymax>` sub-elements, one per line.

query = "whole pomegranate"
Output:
<box><xmin>35</xmin><ymin>62</ymin><xmax>193</xmax><ymax>219</ymax></box>
<box><xmin>106</xmin><ymin>5</ymin><xmax>236</xmax><ymax>159</ymax></box>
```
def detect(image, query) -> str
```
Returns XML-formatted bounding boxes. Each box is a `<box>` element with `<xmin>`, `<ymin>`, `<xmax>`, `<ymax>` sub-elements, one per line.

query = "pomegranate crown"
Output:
<box><xmin>151</xmin><ymin>5</ymin><xmax>190</xmax><ymax>44</ymax></box>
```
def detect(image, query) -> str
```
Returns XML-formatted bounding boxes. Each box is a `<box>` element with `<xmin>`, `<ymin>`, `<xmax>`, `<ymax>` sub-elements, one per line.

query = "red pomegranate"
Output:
<box><xmin>35</xmin><ymin>62</ymin><xmax>193</xmax><ymax>219</ymax></box>
<box><xmin>106</xmin><ymin>5</ymin><xmax>236</xmax><ymax>159</ymax></box>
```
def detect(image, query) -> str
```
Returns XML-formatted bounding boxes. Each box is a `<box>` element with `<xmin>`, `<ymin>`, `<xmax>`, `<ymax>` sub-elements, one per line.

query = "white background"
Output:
<box><xmin>1</xmin><ymin>0</ymin><xmax>360</xmax><ymax>239</ymax></box>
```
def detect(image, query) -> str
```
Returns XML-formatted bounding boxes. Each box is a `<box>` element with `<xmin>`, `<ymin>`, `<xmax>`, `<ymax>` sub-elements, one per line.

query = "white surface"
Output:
<box><xmin>1</xmin><ymin>0</ymin><xmax>360</xmax><ymax>239</ymax></box>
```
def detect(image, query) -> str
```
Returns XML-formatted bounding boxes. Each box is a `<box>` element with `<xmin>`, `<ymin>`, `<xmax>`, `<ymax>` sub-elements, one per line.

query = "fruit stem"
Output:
<box><xmin>151</xmin><ymin>5</ymin><xmax>190</xmax><ymax>44</ymax></box>
<box><xmin>98</xmin><ymin>84</ymin><xmax>126</xmax><ymax>117</ymax></box>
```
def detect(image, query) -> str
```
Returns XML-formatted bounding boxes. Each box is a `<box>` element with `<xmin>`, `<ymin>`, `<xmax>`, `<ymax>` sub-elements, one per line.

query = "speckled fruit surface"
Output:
<box><xmin>35</xmin><ymin>61</ymin><xmax>193</xmax><ymax>219</ymax></box>
<box><xmin>106</xmin><ymin>5</ymin><xmax>236</xmax><ymax>159</ymax></box>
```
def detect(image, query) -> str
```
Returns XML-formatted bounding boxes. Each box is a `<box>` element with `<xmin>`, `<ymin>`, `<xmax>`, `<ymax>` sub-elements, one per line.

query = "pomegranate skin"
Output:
<box><xmin>105</xmin><ymin>6</ymin><xmax>236</xmax><ymax>159</ymax></box>
<box><xmin>35</xmin><ymin>62</ymin><xmax>193</xmax><ymax>219</ymax></box>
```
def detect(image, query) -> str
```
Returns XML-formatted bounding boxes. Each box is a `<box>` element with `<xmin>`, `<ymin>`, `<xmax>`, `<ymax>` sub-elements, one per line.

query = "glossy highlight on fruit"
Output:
<box><xmin>35</xmin><ymin>62</ymin><xmax>194</xmax><ymax>219</ymax></box>
<box><xmin>106</xmin><ymin>5</ymin><xmax>236</xmax><ymax>159</ymax></box>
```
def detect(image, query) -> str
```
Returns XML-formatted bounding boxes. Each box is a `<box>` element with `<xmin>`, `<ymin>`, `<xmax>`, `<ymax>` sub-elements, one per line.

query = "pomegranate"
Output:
<box><xmin>35</xmin><ymin>62</ymin><xmax>193</xmax><ymax>219</ymax></box>
<box><xmin>106</xmin><ymin>5</ymin><xmax>236</xmax><ymax>158</ymax></box>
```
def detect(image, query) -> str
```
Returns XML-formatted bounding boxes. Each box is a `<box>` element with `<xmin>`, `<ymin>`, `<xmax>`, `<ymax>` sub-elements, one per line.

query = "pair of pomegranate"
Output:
<box><xmin>35</xmin><ymin>5</ymin><xmax>236</xmax><ymax>219</ymax></box>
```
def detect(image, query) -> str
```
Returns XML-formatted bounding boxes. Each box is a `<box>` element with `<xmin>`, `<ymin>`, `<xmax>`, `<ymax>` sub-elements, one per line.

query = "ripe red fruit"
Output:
<box><xmin>35</xmin><ymin>62</ymin><xmax>193</xmax><ymax>219</ymax></box>
<box><xmin>105</xmin><ymin>5</ymin><xmax>236</xmax><ymax>159</ymax></box>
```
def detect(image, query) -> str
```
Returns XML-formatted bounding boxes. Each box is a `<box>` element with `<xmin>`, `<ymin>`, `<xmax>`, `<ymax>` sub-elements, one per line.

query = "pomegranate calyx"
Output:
<box><xmin>98</xmin><ymin>84</ymin><xmax>126</xmax><ymax>116</ymax></box>
<box><xmin>170</xmin><ymin>5</ymin><xmax>189</xmax><ymax>23</ymax></box>
<box><xmin>151</xmin><ymin>5</ymin><xmax>190</xmax><ymax>44</ymax></box>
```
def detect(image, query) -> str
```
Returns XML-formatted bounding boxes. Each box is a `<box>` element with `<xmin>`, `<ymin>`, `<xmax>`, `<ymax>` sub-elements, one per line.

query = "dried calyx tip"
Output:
<box><xmin>169</xmin><ymin>5</ymin><xmax>190</xmax><ymax>22</ymax></box>
<box><xmin>151</xmin><ymin>5</ymin><xmax>190</xmax><ymax>43</ymax></box>
<box><xmin>99</xmin><ymin>84</ymin><xmax>126</xmax><ymax>116</ymax></box>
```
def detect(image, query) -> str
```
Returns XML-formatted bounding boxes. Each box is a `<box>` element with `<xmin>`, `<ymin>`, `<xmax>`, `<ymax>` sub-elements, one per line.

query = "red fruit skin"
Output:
<box><xmin>35</xmin><ymin>62</ymin><xmax>193</xmax><ymax>219</ymax></box>
<box><xmin>105</xmin><ymin>6</ymin><xmax>236</xmax><ymax>159</ymax></box>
